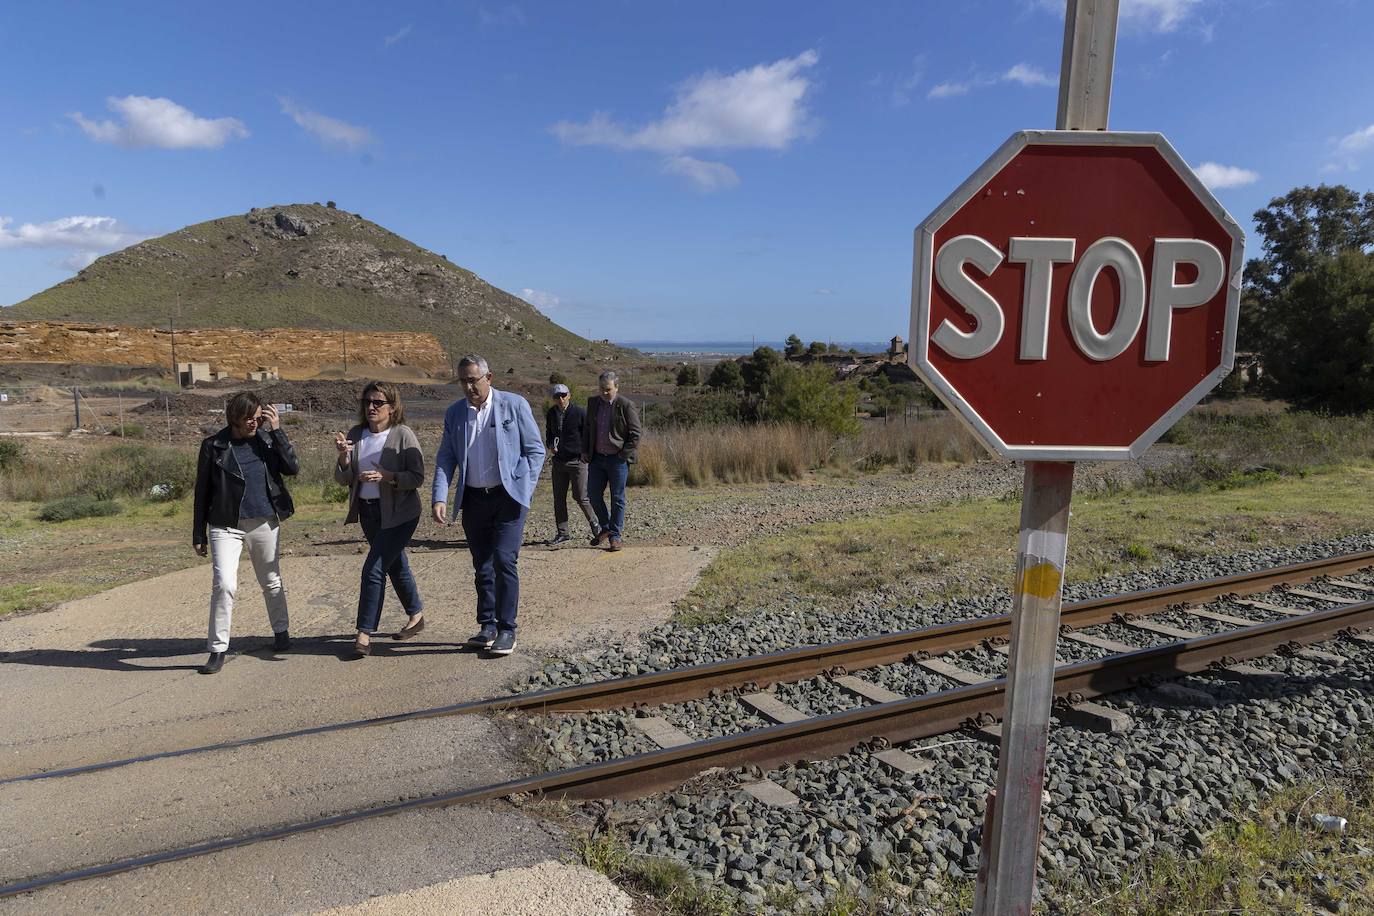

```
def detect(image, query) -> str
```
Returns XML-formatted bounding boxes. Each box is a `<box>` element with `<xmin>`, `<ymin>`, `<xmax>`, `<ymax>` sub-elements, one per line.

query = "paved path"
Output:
<box><xmin>0</xmin><ymin>544</ymin><xmax>707</xmax><ymax>913</ymax></box>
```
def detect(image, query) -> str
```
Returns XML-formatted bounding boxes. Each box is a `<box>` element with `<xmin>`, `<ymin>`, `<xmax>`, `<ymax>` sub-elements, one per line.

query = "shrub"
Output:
<box><xmin>321</xmin><ymin>481</ymin><xmax>350</xmax><ymax>503</ymax></box>
<box><xmin>38</xmin><ymin>496</ymin><xmax>121</xmax><ymax>522</ymax></box>
<box><xmin>762</xmin><ymin>363</ymin><xmax>860</xmax><ymax>436</ymax></box>
<box><xmin>80</xmin><ymin>442</ymin><xmax>196</xmax><ymax>501</ymax></box>
<box><xmin>705</xmin><ymin>359</ymin><xmax>744</xmax><ymax>391</ymax></box>
<box><xmin>110</xmin><ymin>423</ymin><xmax>146</xmax><ymax>439</ymax></box>
<box><xmin>0</xmin><ymin>438</ymin><xmax>23</xmax><ymax>471</ymax></box>
<box><xmin>674</xmin><ymin>364</ymin><xmax>700</xmax><ymax>387</ymax></box>
<box><xmin>666</xmin><ymin>389</ymin><xmax>744</xmax><ymax>427</ymax></box>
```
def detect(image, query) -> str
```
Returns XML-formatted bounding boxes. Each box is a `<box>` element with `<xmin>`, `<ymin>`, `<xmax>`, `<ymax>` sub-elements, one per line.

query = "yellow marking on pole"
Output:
<box><xmin>1018</xmin><ymin>562</ymin><xmax>1062</xmax><ymax>600</ymax></box>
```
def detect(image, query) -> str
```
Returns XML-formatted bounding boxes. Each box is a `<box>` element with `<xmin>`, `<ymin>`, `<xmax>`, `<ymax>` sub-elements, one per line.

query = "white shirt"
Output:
<box><xmin>464</xmin><ymin>393</ymin><xmax>501</xmax><ymax>488</ymax></box>
<box><xmin>356</xmin><ymin>428</ymin><xmax>389</xmax><ymax>499</ymax></box>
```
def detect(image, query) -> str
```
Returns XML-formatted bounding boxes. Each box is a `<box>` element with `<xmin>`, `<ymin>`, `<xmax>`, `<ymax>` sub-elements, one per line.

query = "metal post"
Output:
<box><xmin>974</xmin><ymin>461</ymin><xmax>1075</xmax><ymax>916</ymax></box>
<box><xmin>118</xmin><ymin>391</ymin><xmax>124</xmax><ymax>437</ymax></box>
<box><xmin>72</xmin><ymin>386</ymin><xmax>81</xmax><ymax>430</ymax></box>
<box><xmin>170</xmin><ymin>309</ymin><xmax>180</xmax><ymax>388</ymax></box>
<box><xmin>974</xmin><ymin>4</ymin><xmax>1116</xmax><ymax>914</ymax></box>
<box><xmin>165</xmin><ymin>396</ymin><xmax>172</xmax><ymax>442</ymax></box>
<box><xmin>342</xmin><ymin>331</ymin><xmax>348</xmax><ymax>375</ymax></box>
<box><xmin>1056</xmin><ymin>0</ymin><xmax>1119</xmax><ymax>132</ymax></box>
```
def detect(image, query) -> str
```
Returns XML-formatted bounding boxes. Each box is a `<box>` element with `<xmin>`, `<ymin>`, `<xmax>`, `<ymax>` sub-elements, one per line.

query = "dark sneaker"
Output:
<box><xmin>489</xmin><ymin>630</ymin><xmax>517</xmax><ymax>656</ymax></box>
<box><xmin>199</xmin><ymin>652</ymin><xmax>225</xmax><ymax>675</ymax></box>
<box><xmin>466</xmin><ymin>624</ymin><xmax>498</xmax><ymax>649</ymax></box>
<box><xmin>273</xmin><ymin>630</ymin><xmax>291</xmax><ymax>651</ymax></box>
<box><xmin>549</xmin><ymin>533</ymin><xmax>571</xmax><ymax>545</ymax></box>
<box><xmin>608</xmin><ymin>537</ymin><xmax>623</xmax><ymax>552</ymax></box>
<box><xmin>590</xmin><ymin>531</ymin><xmax>610</xmax><ymax>546</ymax></box>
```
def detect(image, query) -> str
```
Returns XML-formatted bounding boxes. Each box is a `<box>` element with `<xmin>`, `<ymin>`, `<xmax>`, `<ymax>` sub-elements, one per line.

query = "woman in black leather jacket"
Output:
<box><xmin>191</xmin><ymin>391</ymin><xmax>299</xmax><ymax>674</ymax></box>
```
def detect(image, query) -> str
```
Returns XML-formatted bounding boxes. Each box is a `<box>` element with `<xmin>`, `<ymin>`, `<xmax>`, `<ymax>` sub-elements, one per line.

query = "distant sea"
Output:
<box><xmin>620</xmin><ymin>340</ymin><xmax>889</xmax><ymax>356</ymax></box>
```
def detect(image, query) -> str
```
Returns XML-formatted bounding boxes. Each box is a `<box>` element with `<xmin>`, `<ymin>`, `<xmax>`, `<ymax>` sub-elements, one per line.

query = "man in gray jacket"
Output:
<box><xmin>581</xmin><ymin>370</ymin><xmax>642</xmax><ymax>552</ymax></box>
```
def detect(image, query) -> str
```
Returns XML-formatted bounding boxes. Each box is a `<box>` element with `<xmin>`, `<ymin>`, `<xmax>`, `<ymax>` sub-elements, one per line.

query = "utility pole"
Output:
<box><xmin>170</xmin><ymin>296</ymin><xmax>180</xmax><ymax>388</ymax></box>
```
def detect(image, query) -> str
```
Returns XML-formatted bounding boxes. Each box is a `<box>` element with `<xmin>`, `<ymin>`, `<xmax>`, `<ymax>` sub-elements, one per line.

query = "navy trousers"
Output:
<box><xmin>356</xmin><ymin>502</ymin><xmax>422</xmax><ymax>633</ymax></box>
<box><xmin>460</xmin><ymin>486</ymin><xmax>528</xmax><ymax>632</ymax></box>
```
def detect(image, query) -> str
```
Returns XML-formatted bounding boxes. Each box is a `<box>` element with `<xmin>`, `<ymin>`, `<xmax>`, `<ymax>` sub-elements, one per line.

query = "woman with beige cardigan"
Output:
<box><xmin>334</xmin><ymin>381</ymin><xmax>426</xmax><ymax>657</ymax></box>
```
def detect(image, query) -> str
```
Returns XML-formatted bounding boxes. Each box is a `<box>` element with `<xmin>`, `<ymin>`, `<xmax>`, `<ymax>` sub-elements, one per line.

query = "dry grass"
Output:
<box><xmin>629</xmin><ymin>416</ymin><xmax>982</xmax><ymax>488</ymax></box>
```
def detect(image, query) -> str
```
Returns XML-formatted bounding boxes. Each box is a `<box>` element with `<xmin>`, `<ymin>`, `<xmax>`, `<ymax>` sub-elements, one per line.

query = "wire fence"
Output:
<box><xmin>0</xmin><ymin>385</ymin><xmax>181</xmax><ymax>441</ymax></box>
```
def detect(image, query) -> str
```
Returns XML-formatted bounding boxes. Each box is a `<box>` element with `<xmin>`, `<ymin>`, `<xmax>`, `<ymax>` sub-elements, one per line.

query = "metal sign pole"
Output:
<box><xmin>973</xmin><ymin>3</ymin><xmax>1116</xmax><ymax>914</ymax></box>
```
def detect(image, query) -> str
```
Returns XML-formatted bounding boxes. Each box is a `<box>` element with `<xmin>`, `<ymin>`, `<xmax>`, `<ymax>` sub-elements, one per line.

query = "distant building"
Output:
<box><xmin>177</xmin><ymin>362</ymin><xmax>211</xmax><ymax>386</ymax></box>
<box><xmin>887</xmin><ymin>335</ymin><xmax>908</xmax><ymax>364</ymax></box>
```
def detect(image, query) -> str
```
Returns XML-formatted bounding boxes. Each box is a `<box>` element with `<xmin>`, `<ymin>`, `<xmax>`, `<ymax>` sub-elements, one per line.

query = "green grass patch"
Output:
<box><xmin>37</xmin><ymin>496</ymin><xmax>121</xmax><ymax>522</ymax></box>
<box><xmin>579</xmin><ymin>830</ymin><xmax>735</xmax><ymax>916</ymax></box>
<box><xmin>0</xmin><ymin>581</ymin><xmax>95</xmax><ymax>616</ymax></box>
<box><xmin>682</xmin><ymin>464</ymin><xmax>1374</xmax><ymax>622</ymax></box>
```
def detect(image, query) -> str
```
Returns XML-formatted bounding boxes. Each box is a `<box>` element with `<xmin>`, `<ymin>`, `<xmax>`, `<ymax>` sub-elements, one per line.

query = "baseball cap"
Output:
<box><xmin>550</xmin><ymin>383</ymin><xmax>570</xmax><ymax>396</ymax></box>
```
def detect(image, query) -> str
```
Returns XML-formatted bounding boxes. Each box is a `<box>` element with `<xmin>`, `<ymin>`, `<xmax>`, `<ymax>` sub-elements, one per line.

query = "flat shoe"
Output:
<box><xmin>393</xmin><ymin>616</ymin><xmax>425</xmax><ymax>640</ymax></box>
<box><xmin>353</xmin><ymin>636</ymin><xmax>371</xmax><ymax>657</ymax></box>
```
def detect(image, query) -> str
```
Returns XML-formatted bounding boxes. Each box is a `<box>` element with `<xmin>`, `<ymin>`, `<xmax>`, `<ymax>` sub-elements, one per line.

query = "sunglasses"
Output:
<box><xmin>364</xmin><ymin>398</ymin><xmax>390</xmax><ymax>408</ymax></box>
<box><xmin>243</xmin><ymin>414</ymin><xmax>264</xmax><ymax>424</ymax></box>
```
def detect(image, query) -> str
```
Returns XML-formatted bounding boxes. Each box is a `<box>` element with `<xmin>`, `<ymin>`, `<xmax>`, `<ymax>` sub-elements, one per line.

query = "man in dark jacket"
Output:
<box><xmin>191</xmin><ymin>392</ymin><xmax>299</xmax><ymax>674</ymax></box>
<box><xmin>581</xmin><ymin>370</ymin><xmax>642</xmax><ymax>551</ymax></box>
<box><xmin>544</xmin><ymin>383</ymin><xmax>600</xmax><ymax>545</ymax></box>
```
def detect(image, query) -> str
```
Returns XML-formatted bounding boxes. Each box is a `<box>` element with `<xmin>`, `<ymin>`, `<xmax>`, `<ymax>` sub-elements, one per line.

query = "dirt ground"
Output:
<box><xmin>0</xmin><ymin>543</ymin><xmax>710</xmax><ymax>913</ymax></box>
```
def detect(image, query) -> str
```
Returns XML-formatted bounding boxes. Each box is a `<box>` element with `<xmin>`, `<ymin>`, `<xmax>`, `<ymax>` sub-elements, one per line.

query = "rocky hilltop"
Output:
<box><xmin>4</xmin><ymin>203</ymin><xmax>629</xmax><ymax>377</ymax></box>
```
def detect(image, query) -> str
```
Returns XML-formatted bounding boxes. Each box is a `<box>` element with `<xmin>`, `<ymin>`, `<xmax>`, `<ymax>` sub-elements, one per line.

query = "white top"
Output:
<box><xmin>356</xmin><ymin>428</ymin><xmax>389</xmax><ymax>499</ymax></box>
<box><xmin>464</xmin><ymin>393</ymin><xmax>501</xmax><ymax>488</ymax></box>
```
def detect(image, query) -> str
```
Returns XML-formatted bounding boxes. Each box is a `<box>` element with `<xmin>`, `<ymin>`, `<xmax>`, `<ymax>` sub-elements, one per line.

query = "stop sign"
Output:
<box><xmin>910</xmin><ymin>130</ymin><xmax>1245</xmax><ymax>460</ymax></box>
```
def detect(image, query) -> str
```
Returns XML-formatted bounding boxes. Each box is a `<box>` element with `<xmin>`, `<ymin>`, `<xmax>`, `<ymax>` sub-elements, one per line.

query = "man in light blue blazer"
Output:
<box><xmin>432</xmin><ymin>354</ymin><xmax>545</xmax><ymax>656</ymax></box>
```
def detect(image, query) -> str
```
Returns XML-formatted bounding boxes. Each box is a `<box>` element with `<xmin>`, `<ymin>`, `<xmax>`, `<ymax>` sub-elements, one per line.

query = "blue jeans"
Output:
<box><xmin>461</xmin><ymin>486</ymin><xmax>528</xmax><ymax>633</ymax></box>
<box><xmin>587</xmin><ymin>453</ymin><xmax>629</xmax><ymax>538</ymax></box>
<box><xmin>356</xmin><ymin>502</ymin><xmax>422</xmax><ymax>634</ymax></box>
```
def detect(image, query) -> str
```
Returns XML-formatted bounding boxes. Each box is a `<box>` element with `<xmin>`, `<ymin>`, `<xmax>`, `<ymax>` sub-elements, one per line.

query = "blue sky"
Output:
<box><xmin>2</xmin><ymin>0</ymin><xmax>1372</xmax><ymax>342</ymax></box>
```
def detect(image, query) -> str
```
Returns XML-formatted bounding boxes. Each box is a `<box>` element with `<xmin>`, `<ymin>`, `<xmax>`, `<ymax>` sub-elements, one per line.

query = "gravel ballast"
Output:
<box><xmin>526</xmin><ymin>533</ymin><xmax>1374</xmax><ymax>911</ymax></box>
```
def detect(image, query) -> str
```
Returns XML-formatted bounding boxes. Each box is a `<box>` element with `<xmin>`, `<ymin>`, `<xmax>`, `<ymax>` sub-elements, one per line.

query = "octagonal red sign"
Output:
<box><xmin>910</xmin><ymin>131</ymin><xmax>1245</xmax><ymax>460</ymax></box>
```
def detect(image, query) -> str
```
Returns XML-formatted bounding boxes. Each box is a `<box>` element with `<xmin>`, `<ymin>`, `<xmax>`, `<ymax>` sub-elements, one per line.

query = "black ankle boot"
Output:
<box><xmin>199</xmin><ymin>652</ymin><xmax>225</xmax><ymax>674</ymax></box>
<box><xmin>274</xmin><ymin>630</ymin><xmax>291</xmax><ymax>651</ymax></box>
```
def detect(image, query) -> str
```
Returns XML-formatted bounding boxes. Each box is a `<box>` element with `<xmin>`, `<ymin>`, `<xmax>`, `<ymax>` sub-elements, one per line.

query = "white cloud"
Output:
<box><xmin>662</xmin><ymin>156</ymin><xmax>740</xmax><ymax>192</ymax></box>
<box><xmin>520</xmin><ymin>288</ymin><xmax>561</xmax><ymax>310</ymax></box>
<box><xmin>68</xmin><ymin>96</ymin><xmax>248</xmax><ymax>149</ymax></box>
<box><xmin>1121</xmin><ymin>0</ymin><xmax>1206</xmax><ymax>33</ymax></box>
<box><xmin>1192</xmin><ymin>161</ymin><xmax>1259</xmax><ymax>190</ymax></box>
<box><xmin>0</xmin><ymin>215</ymin><xmax>150</xmax><ymax>272</ymax></box>
<box><xmin>813</xmin><ymin>288</ymin><xmax>836</xmax><ymax>296</ymax></box>
<box><xmin>928</xmin><ymin>64</ymin><xmax>1055</xmax><ymax>99</ymax></box>
<box><xmin>1333</xmin><ymin>123</ymin><xmax>1374</xmax><ymax>170</ymax></box>
<box><xmin>554</xmin><ymin>50</ymin><xmax>819</xmax><ymax>154</ymax></box>
<box><xmin>927</xmin><ymin>81</ymin><xmax>972</xmax><ymax>99</ymax></box>
<box><xmin>1027</xmin><ymin>0</ymin><xmax>1207</xmax><ymax>34</ymax></box>
<box><xmin>889</xmin><ymin>55</ymin><xmax>927</xmax><ymax>107</ymax></box>
<box><xmin>56</xmin><ymin>251</ymin><xmax>100</xmax><ymax>271</ymax></box>
<box><xmin>383</xmin><ymin>24</ymin><xmax>413</xmax><ymax>47</ymax></box>
<box><xmin>1002</xmin><ymin>63</ymin><xmax>1057</xmax><ymax>87</ymax></box>
<box><xmin>279</xmin><ymin>98</ymin><xmax>374</xmax><ymax>150</ymax></box>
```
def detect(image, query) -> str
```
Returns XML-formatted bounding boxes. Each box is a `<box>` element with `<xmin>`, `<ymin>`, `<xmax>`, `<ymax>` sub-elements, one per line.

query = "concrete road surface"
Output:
<box><xmin>1</xmin><ymin>544</ymin><xmax>708</xmax><ymax>913</ymax></box>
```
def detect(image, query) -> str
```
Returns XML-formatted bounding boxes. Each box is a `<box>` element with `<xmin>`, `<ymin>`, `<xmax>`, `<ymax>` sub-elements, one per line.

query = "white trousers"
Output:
<box><xmin>208</xmin><ymin>516</ymin><xmax>289</xmax><ymax>653</ymax></box>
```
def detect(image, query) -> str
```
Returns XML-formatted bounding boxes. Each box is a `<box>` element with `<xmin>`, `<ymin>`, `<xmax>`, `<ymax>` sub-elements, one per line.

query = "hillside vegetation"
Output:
<box><xmin>5</xmin><ymin>203</ymin><xmax>629</xmax><ymax>376</ymax></box>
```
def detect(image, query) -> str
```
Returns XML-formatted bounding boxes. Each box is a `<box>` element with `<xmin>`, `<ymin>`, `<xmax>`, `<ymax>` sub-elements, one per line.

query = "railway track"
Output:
<box><xmin>11</xmin><ymin>548</ymin><xmax>1373</xmax><ymax>787</ymax></box>
<box><xmin>4</xmin><ymin>552</ymin><xmax>1373</xmax><ymax>898</ymax></box>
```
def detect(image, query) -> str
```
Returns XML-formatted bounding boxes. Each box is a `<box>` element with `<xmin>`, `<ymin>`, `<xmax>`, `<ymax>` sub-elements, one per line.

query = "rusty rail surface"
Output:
<box><xmin>4</xmin><ymin>593</ymin><xmax>1371</xmax><ymax>899</ymax></box>
<box><xmin>9</xmin><ymin>548</ymin><xmax>1373</xmax><ymax>787</ymax></box>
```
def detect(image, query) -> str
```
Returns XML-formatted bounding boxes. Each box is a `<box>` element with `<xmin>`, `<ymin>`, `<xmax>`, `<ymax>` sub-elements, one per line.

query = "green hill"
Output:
<box><xmin>4</xmin><ymin>203</ymin><xmax>630</xmax><ymax>376</ymax></box>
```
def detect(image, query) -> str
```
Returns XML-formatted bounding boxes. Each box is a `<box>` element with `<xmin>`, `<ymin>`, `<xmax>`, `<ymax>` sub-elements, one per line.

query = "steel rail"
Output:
<box><xmin>4</xmin><ymin>597</ymin><xmax>1371</xmax><ymax>900</ymax></box>
<box><xmin>7</xmin><ymin>549</ymin><xmax>1373</xmax><ymax>787</ymax></box>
